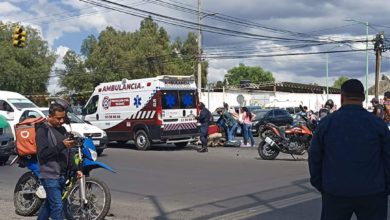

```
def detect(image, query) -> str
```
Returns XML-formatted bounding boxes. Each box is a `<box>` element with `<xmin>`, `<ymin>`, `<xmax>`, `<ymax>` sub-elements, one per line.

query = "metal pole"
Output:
<box><xmin>197</xmin><ymin>0</ymin><xmax>202</xmax><ymax>100</ymax></box>
<box><xmin>326</xmin><ymin>53</ymin><xmax>329</xmax><ymax>100</ymax></box>
<box><xmin>207</xmin><ymin>83</ymin><xmax>210</xmax><ymax>109</ymax></box>
<box><xmin>365</xmin><ymin>22</ymin><xmax>369</xmax><ymax>107</ymax></box>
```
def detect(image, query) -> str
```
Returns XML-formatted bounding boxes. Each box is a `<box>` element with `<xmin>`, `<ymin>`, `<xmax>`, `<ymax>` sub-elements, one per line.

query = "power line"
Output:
<box><xmin>203</xmin><ymin>48</ymin><xmax>368</xmax><ymax>60</ymax></box>
<box><xmin>83</xmin><ymin>0</ymin><xmax>365</xmax><ymax>44</ymax></box>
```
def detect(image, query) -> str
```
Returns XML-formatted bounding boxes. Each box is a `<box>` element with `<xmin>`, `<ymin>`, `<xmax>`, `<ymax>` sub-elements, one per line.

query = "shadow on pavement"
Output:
<box><xmin>152</xmin><ymin>178</ymin><xmax>321</xmax><ymax>220</ymax></box>
<box><xmin>107</xmin><ymin>142</ymin><xmax>199</xmax><ymax>152</ymax></box>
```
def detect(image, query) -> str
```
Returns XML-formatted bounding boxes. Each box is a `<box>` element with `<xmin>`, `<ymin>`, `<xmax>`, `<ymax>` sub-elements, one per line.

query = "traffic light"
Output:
<box><xmin>12</xmin><ymin>26</ymin><xmax>27</xmax><ymax>48</ymax></box>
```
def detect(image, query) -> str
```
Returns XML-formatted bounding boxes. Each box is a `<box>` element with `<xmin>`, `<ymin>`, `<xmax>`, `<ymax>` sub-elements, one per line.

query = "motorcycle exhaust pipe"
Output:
<box><xmin>264</xmin><ymin>137</ymin><xmax>282</xmax><ymax>150</ymax></box>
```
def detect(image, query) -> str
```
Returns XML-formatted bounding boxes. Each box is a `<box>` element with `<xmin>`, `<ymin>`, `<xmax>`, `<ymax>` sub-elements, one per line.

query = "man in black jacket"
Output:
<box><xmin>36</xmin><ymin>103</ymin><xmax>74</xmax><ymax>220</ymax></box>
<box><xmin>197</xmin><ymin>102</ymin><xmax>211</xmax><ymax>153</ymax></box>
<box><xmin>309</xmin><ymin>79</ymin><xmax>390</xmax><ymax>220</ymax></box>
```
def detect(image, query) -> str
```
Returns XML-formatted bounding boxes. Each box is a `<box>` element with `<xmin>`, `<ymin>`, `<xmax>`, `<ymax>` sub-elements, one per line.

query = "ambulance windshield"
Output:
<box><xmin>162</xmin><ymin>90</ymin><xmax>196</xmax><ymax>109</ymax></box>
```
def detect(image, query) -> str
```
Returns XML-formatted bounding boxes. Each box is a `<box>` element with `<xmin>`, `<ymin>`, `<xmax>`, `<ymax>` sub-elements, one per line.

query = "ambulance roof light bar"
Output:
<box><xmin>161</xmin><ymin>75</ymin><xmax>195</xmax><ymax>81</ymax></box>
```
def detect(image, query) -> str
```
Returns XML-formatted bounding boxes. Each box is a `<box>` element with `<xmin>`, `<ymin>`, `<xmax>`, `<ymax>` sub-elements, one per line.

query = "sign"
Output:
<box><xmin>110</xmin><ymin>98</ymin><xmax>130</xmax><ymax>107</ymax></box>
<box><xmin>99</xmin><ymin>83</ymin><xmax>142</xmax><ymax>92</ymax></box>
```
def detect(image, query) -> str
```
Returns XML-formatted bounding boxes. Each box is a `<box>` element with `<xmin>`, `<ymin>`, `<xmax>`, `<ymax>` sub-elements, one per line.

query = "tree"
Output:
<box><xmin>56</xmin><ymin>50</ymin><xmax>94</xmax><ymax>93</ymax></box>
<box><xmin>333</xmin><ymin>76</ymin><xmax>349</xmax><ymax>89</ymax></box>
<box><xmin>60</xmin><ymin>17</ymin><xmax>207</xmax><ymax>92</ymax></box>
<box><xmin>0</xmin><ymin>22</ymin><xmax>56</xmax><ymax>94</ymax></box>
<box><xmin>224</xmin><ymin>63</ymin><xmax>274</xmax><ymax>86</ymax></box>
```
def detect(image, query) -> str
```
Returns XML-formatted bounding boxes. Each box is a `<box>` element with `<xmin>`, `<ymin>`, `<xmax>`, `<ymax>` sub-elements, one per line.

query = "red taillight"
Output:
<box><xmin>156</xmin><ymin>107</ymin><xmax>162</xmax><ymax>126</ymax></box>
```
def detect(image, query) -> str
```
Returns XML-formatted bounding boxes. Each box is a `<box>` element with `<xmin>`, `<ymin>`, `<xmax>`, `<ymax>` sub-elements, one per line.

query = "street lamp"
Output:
<box><xmin>325</xmin><ymin>44</ymin><xmax>343</xmax><ymax>100</ymax></box>
<box><xmin>198</xmin><ymin>0</ymin><xmax>217</xmax><ymax>101</ymax></box>
<box><xmin>345</xmin><ymin>19</ymin><xmax>369</xmax><ymax>108</ymax></box>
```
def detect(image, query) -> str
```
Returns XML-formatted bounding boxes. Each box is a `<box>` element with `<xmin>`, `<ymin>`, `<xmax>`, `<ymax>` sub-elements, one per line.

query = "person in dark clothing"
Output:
<box><xmin>371</xmin><ymin>97</ymin><xmax>384</xmax><ymax>119</ymax></box>
<box><xmin>36</xmin><ymin>103</ymin><xmax>75</xmax><ymax>220</ymax></box>
<box><xmin>197</xmin><ymin>102</ymin><xmax>211</xmax><ymax>153</ymax></box>
<box><xmin>309</xmin><ymin>79</ymin><xmax>390</xmax><ymax>220</ymax></box>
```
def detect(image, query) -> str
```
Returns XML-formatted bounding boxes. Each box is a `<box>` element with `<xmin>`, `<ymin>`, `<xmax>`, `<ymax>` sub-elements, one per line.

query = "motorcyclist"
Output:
<box><xmin>318</xmin><ymin>99</ymin><xmax>334</xmax><ymax>120</ymax></box>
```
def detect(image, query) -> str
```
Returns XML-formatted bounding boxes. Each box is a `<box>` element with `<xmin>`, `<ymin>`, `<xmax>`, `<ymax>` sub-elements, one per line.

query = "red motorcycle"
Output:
<box><xmin>258</xmin><ymin>116</ymin><xmax>315</xmax><ymax>160</ymax></box>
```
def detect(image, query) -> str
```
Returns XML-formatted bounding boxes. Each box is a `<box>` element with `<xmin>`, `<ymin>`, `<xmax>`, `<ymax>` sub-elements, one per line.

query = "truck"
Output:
<box><xmin>81</xmin><ymin>75</ymin><xmax>200</xmax><ymax>150</ymax></box>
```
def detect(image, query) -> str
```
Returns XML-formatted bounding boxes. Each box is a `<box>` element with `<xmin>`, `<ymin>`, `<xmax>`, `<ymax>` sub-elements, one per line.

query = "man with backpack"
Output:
<box><xmin>318</xmin><ymin>99</ymin><xmax>334</xmax><ymax>120</ymax></box>
<box><xmin>36</xmin><ymin>102</ymin><xmax>75</xmax><ymax>220</ymax></box>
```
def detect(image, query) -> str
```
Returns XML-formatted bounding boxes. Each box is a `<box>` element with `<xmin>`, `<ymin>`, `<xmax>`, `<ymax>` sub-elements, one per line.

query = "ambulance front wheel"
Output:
<box><xmin>135</xmin><ymin>130</ymin><xmax>151</xmax><ymax>151</ymax></box>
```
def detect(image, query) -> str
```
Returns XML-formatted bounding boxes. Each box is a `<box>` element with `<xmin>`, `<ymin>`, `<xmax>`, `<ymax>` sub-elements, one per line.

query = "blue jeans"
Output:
<box><xmin>227</xmin><ymin>123</ymin><xmax>238</xmax><ymax>141</ymax></box>
<box><xmin>37</xmin><ymin>177</ymin><xmax>66</xmax><ymax>220</ymax></box>
<box><xmin>242</xmin><ymin>123</ymin><xmax>255</xmax><ymax>146</ymax></box>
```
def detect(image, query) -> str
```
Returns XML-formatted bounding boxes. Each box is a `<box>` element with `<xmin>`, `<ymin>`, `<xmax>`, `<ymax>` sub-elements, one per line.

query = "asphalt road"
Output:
<box><xmin>0</xmin><ymin>142</ymin><xmax>386</xmax><ymax>220</ymax></box>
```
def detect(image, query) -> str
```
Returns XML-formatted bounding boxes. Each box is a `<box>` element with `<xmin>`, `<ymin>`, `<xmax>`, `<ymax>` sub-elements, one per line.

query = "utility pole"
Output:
<box><xmin>373</xmin><ymin>32</ymin><xmax>386</xmax><ymax>98</ymax></box>
<box><xmin>197</xmin><ymin>0</ymin><xmax>202</xmax><ymax>100</ymax></box>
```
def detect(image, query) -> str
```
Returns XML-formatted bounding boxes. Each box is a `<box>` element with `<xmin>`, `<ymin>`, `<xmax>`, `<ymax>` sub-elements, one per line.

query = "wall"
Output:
<box><xmin>200</xmin><ymin>89</ymin><xmax>383</xmax><ymax>112</ymax></box>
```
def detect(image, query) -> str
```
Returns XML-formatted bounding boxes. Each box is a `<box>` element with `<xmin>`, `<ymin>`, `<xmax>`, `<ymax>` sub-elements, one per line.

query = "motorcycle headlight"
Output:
<box><xmin>88</xmin><ymin>148</ymin><xmax>98</xmax><ymax>161</ymax></box>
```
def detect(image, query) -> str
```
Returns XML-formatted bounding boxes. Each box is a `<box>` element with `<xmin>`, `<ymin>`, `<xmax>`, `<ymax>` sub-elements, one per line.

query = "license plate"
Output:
<box><xmin>93</xmin><ymin>140</ymin><xmax>100</xmax><ymax>146</ymax></box>
<box><xmin>264</xmin><ymin>137</ymin><xmax>275</xmax><ymax>146</ymax></box>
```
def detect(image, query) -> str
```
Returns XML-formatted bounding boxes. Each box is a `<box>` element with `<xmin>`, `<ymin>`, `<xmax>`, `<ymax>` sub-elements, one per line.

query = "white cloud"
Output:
<box><xmin>0</xmin><ymin>2</ymin><xmax>21</xmax><ymax>14</ymax></box>
<box><xmin>3</xmin><ymin>0</ymin><xmax>390</xmax><ymax>94</ymax></box>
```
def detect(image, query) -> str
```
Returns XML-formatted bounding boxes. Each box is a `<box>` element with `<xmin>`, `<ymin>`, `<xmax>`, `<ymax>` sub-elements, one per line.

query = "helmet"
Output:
<box><xmin>325</xmin><ymin>99</ymin><xmax>334</xmax><ymax>109</ymax></box>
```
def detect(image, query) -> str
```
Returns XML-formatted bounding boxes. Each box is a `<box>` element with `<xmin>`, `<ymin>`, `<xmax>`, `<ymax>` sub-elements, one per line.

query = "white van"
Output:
<box><xmin>0</xmin><ymin>91</ymin><xmax>108</xmax><ymax>155</ymax></box>
<box><xmin>0</xmin><ymin>91</ymin><xmax>39</xmax><ymax>137</ymax></box>
<box><xmin>82</xmin><ymin>75</ymin><xmax>200</xmax><ymax>150</ymax></box>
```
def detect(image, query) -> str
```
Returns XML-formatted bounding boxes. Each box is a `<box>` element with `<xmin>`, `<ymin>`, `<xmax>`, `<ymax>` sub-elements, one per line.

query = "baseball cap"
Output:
<box><xmin>340</xmin><ymin>79</ymin><xmax>365</xmax><ymax>99</ymax></box>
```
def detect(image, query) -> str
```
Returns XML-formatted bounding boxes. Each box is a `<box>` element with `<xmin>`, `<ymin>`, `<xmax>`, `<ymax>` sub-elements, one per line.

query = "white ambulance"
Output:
<box><xmin>81</xmin><ymin>75</ymin><xmax>200</xmax><ymax>150</ymax></box>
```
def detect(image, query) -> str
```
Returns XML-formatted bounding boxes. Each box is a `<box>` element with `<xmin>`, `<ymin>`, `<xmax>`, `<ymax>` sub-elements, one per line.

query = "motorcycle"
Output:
<box><xmin>11</xmin><ymin>135</ymin><xmax>115</xmax><ymax>219</ymax></box>
<box><xmin>258</xmin><ymin>112</ymin><xmax>316</xmax><ymax>160</ymax></box>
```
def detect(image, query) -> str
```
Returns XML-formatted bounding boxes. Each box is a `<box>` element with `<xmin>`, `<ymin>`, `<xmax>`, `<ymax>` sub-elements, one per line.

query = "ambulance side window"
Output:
<box><xmin>85</xmin><ymin>95</ymin><xmax>99</xmax><ymax>114</ymax></box>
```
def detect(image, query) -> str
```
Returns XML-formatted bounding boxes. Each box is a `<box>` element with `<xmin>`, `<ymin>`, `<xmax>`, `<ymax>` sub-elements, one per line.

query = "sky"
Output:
<box><xmin>1</xmin><ymin>0</ymin><xmax>390</xmax><ymax>94</ymax></box>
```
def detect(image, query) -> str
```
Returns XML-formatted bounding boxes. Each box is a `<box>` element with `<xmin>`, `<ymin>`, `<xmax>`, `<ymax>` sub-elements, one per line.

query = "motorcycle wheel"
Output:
<box><xmin>13</xmin><ymin>172</ymin><xmax>43</xmax><ymax>216</ymax></box>
<box><xmin>64</xmin><ymin>177</ymin><xmax>111</xmax><ymax>220</ymax></box>
<box><xmin>258</xmin><ymin>141</ymin><xmax>280</xmax><ymax>160</ymax></box>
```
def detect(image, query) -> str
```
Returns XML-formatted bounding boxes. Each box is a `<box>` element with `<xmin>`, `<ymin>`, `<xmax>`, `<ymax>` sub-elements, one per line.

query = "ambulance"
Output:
<box><xmin>81</xmin><ymin>75</ymin><xmax>200</xmax><ymax>150</ymax></box>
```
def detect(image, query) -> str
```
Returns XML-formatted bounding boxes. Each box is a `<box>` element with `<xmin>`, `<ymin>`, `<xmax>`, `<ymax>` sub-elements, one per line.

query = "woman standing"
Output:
<box><xmin>242</xmin><ymin>107</ymin><xmax>255</xmax><ymax>147</ymax></box>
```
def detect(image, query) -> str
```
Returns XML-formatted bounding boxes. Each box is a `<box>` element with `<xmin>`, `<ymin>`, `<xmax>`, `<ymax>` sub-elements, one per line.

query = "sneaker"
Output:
<box><xmin>36</xmin><ymin>185</ymin><xmax>46</xmax><ymax>199</ymax></box>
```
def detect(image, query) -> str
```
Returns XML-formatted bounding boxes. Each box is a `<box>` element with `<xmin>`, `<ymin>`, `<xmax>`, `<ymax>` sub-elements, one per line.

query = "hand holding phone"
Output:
<box><xmin>63</xmin><ymin>139</ymin><xmax>75</xmax><ymax>148</ymax></box>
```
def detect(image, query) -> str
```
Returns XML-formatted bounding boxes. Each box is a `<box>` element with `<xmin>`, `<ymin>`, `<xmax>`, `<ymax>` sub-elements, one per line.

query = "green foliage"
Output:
<box><xmin>56</xmin><ymin>50</ymin><xmax>94</xmax><ymax>93</ymax></box>
<box><xmin>60</xmin><ymin>17</ymin><xmax>207</xmax><ymax>92</ymax></box>
<box><xmin>0</xmin><ymin>22</ymin><xmax>56</xmax><ymax>94</ymax></box>
<box><xmin>333</xmin><ymin>76</ymin><xmax>349</xmax><ymax>89</ymax></box>
<box><xmin>224</xmin><ymin>63</ymin><xmax>274</xmax><ymax>86</ymax></box>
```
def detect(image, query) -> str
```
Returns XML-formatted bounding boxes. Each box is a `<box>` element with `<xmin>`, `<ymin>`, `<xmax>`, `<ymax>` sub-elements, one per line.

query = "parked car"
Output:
<box><xmin>0</xmin><ymin>115</ymin><xmax>14</xmax><ymax>165</ymax></box>
<box><xmin>39</xmin><ymin>108</ymin><xmax>108</xmax><ymax>156</ymax></box>
<box><xmin>251</xmin><ymin>108</ymin><xmax>293</xmax><ymax>137</ymax></box>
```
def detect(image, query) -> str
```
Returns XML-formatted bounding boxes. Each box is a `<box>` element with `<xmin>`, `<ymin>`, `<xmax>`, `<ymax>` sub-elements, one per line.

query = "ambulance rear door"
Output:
<box><xmin>160</xmin><ymin>90</ymin><xmax>198</xmax><ymax>137</ymax></box>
